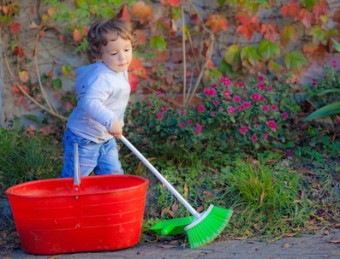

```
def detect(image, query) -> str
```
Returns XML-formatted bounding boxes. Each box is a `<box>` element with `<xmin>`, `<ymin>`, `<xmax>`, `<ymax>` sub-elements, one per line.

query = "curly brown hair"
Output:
<box><xmin>87</xmin><ymin>19</ymin><xmax>135</xmax><ymax>61</ymax></box>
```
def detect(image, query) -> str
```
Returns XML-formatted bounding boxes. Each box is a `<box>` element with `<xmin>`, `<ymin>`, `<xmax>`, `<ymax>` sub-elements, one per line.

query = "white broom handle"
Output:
<box><xmin>120</xmin><ymin>136</ymin><xmax>200</xmax><ymax>218</ymax></box>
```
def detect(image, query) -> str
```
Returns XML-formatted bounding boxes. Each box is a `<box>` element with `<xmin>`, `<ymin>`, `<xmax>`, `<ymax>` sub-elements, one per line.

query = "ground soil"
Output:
<box><xmin>6</xmin><ymin>228</ymin><xmax>340</xmax><ymax>259</ymax></box>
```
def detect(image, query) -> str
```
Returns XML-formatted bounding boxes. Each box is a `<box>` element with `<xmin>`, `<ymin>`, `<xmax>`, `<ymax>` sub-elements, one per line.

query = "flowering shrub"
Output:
<box><xmin>126</xmin><ymin>72</ymin><xmax>301</xmax><ymax>154</ymax></box>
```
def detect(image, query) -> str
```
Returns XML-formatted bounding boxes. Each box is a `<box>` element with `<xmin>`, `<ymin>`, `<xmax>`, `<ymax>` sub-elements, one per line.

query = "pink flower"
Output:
<box><xmin>219</xmin><ymin>77</ymin><xmax>231</xmax><ymax>86</ymax></box>
<box><xmin>258</xmin><ymin>74</ymin><xmax>265</xmax><ymax>82</ymax></box>
<box><xmin>257</xmin><ymin>83</ymin><xmax>265</xmax><ymax>91</ymax></box>
<box><xmin>156</xmin><ymin>91</ymin><xmax>162</xmax><ymax>96</ymax></box>
<box><xmin>312</xmin><ymin>79</ymin><xmax>317</xmax><ymax>87</ymax></box>
<box><xmin>211</xmin><ymin>111</ymin><xmax>216</xmax><ymax>116</ymax></box>
<box><xmin>179</xmin><ymin>122</ymin><xmax>185</xmax><ymax>128</ymax></box>
<box><xmin>196</xmin><ymin>124</ymin><xmax>202</xmax><ymax>135</ymax></box>
<box><xmin>223</xmin><ymin>90</ymin><xmax>232</xmax><ymax>97</ymax></box>
<box><xmin>197</xmin><ymin>105</ymin><xmax>205</xmax><ymax>113</ymax></box>
<box><xmin>271</xmin><ymin>104</ymin><xmax>278</xmax><ymax>111</ymax></box>
<box><xmin>233</xmin><ymin>96</ymin><xmax>241</xmax><ymax>102</ymax></box>
<box><xmin>332</xmin><ymin>60</ymin><xmax>337</xmax><ymax>67</ymax></box>
<box><xmin>263</xmin><ymin>133</ymin><xmax>269</xmax><ymax>139</ymax></box>
<box><xmin>259</xmin><ymin>95</ymin><xmax>265</xmax><ymax>101</ymax></box>
<box><xmin>148</xmin><ymin>102</ymin><xmax>153</xmax><ymax>107</ymax></box>
<box><xmin>161</xmin><ymin>106</ymin><xmax>168</xmax><ymax>112</ymax></box>
<box><xmin>263</xmin><ymin>104</ymin><xmax>269</xmax><ymax>111</ymax></box>
<box><xmin>239</xmin><ymin>126</ymin><xmax>249</xmax><ymax>135</ymax></box>
<box><xmin>213</xmin><ymin>99</ymin><xmax>219</xmax><ymax>106</ymax></box>
<box><xmin>236</xmin><ymin>81</ymin><xmax>243</xmax><ymax>88</ymax></box>
<box><xmin>211</xmin><ymin>83</ymin><xmax>217</xmax><ymax>88</ymax></box>
<box><xmin>203</xmin><ymin>88</ymin><xmax>217</xmax><ymax>97</ymax></box>
<box><xmin>251</xmin><ymin>135</ymin><xmax>257</xmax><ymax>142</ymax></box>
<box><xmin>243</xmin><ymin>101</ymin><xmax>251</xmax><ymax>108</ymax></box>
<box><xmin>128</xmin><ymin>101</ymin><xmax>132</xmax><ymax>105</ymax></box>
<box><xmin>156</xmin><ymin>113</ymin><xmax>163</xmax><ymax>119</ymax></box>
<box><xmin>267</xmin><ymin>120</ymin><xmax>277</xmax><ymax>132</ymax></box>
<box><xmin>187</xmin><ymin>119</ymin><xmax>193</xmax><ymax>125</ymax></box>
<box><xmin>267</xmin><ymin>85</ymin><xmax>274</xmax><ymax>91</ymax></box>
<box><xmin>282</xmin><ymin>111</ymin><xmax>288</xmax><ymax>120</ymax></box>
<box><xmin>180</xmin><ymin>110</ymin><xmax>185</xmax><ymax>115</ymax></box>
<box><xmin>238</xmin><ymin>104</ymin><xmax>245</xmax><ymax>111</ymax></box>
<box><xmin>227</xmin><ymin>106</ymin><xmax>236</xmax><ymax>114</ymax></box>
<box><xmin>251</xmin><ymin>93</ymin><xmax>260</xmax><ymax>101</ymax></box>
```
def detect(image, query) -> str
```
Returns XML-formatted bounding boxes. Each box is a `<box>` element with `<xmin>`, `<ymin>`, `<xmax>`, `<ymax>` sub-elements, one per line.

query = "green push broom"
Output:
<box><xmin>120</xmin><ymin>136</ymin><xmax>233</xmax><ymax>248</ymax></box>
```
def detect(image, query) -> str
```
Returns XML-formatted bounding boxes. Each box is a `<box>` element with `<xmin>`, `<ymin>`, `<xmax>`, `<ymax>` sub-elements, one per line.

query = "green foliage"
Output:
<box><xmin>303</xmin><ymin>63</ymin><xmax>340</xmax><ymax>122</ymax></box>
<box><xmin>223</xmin><ymin>161</ymin><xmax>310</xmax><ymax>237</ymax></box>
<box><xmin>0</xmin><ymin>128</ymin><xmax>62</xmax><ymax>194</ymax></box>
<box><xmin>126</xmin><ymin>71</ymin><xmax>301</xmax><ymax>156</ymax></box>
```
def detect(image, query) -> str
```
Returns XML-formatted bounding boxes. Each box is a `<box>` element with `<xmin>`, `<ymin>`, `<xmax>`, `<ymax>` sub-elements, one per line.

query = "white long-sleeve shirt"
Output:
<box><xmin>67</xmin><ymin>61</ymin><xmax>131</xmax><ymax>143</ymax></box>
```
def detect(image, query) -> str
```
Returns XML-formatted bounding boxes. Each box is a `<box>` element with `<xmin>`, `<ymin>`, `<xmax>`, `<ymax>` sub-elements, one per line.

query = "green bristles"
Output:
<box><xmin>185</xmin><ymin>205</ymin><xmax>233</xmax><ymax>249</ymax></box>
<box><xmin>151</xmin><ymin>216</ymin><xmax>194</xmax><ymax>236</ymax></box>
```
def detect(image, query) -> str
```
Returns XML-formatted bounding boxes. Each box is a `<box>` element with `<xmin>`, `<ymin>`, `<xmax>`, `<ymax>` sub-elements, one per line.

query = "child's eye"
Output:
<box><xmin>111</xmin><ymin>53</ymin><xmax>117</xmax><ymax>56</ymax></box>
<box><xmin>125</xmin><ymin>49</ymin><xmax>130</xmax><ymax>52</ymax></box>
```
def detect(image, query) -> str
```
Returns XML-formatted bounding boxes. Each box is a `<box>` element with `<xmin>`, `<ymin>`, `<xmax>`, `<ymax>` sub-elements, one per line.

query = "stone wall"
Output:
<box><xmin>0</xmin><ymin>0</ymin><xmax>339</xmax><ymax>128</ymax></box>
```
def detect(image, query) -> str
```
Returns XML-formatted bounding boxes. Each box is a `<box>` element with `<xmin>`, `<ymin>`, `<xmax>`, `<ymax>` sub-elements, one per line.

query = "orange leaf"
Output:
<box><xmin>205</xmin><ymin>14</ymin><xmax>228</xmax><ymax>33</ymax></box>
<box><xmin>129</xmin><ymin>56</ymin><xmax>149</xmax><ymax>79</ymax></box>
<box><xmin>131</xmin><ymin>1</ymin><xmax>153</xmax><ymax>24</ymax></box>
<box><xmin>134</xmin><ymin>29</ymin><xmax>147</xmax><ymax>45</ymax></box>
<box><xmin>18</xmin><ymin>71</ymin><xmax>29</xmax><ymax>83</ymax></box>
<box><xmin>117</xmin><ymin>4</ymin><xmax>130</xmax><ymax>21</ymax></box>
<box><xmin>72</xmin><ymin>29</ymin><xmax>82</xmax><ymax>43</ymax></box>
<box><xmin>128</xmin><ymin>72</ymin><xmax>139</xmax><ymax>91</ymax></box>
<box><xmin>261</xmin><ymin>23</ymin><xmax>280</xmax><ymax>42</ymax></box>
<box><xmin>11</xmin><ymin>86</ymin><xmax>20</xmax><ymax>94</ymax></box>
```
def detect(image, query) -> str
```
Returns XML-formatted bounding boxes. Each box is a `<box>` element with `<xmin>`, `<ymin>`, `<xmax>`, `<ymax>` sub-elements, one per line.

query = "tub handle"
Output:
<box><xmin>73</xmin><ymin>143</ymin><xmax>81</xmax><ymax>187</ymax></box>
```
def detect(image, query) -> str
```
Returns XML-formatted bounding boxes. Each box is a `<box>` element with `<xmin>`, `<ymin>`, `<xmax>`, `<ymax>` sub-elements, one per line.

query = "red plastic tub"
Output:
<box><xmin>6</xmin><ymin>175</ymin><xmax>148</xmax><ymax>255</ymax></box>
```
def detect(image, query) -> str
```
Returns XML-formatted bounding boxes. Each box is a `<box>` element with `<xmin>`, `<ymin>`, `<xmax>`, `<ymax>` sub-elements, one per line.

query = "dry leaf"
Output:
<box><xmin>283</xmin><ymin>243</ymin><xmax>291</xmax><ymax>248</ymax></box>
<box><xmin>328</xmin><ymin>239</ymin><xmax>340</xmax><ymax>244</ymax></box>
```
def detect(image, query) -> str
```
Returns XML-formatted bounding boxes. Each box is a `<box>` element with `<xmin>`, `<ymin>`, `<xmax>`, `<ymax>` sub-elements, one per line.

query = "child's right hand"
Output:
<box><xmin>108</xmin><ymin>119</ymin><xmax>122</xmax><ymax>139</ymax></box>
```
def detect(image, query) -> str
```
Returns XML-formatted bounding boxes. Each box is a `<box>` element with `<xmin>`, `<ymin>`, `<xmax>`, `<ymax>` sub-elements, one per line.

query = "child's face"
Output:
<box><xmin>100</xmin><ymin>34</ymin><xmax>133</xmax><ymax>73</ymax></box>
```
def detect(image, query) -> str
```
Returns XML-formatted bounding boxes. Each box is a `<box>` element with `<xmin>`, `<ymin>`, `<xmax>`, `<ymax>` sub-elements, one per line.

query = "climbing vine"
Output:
<box><xmin>0</xmin><ymin>0</ymin><xmax>338</xmax><ymax>124</ymax></box>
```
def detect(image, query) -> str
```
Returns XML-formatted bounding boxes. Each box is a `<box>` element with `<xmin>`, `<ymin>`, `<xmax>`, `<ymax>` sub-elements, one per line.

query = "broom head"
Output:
<box><xmin>184</xmin><ymin>204</ymin><xmax>233</xmax><ymax>249</ymax></box>
<box><xmin>151</xmin><ymin>216</ymin><xmax>194</xmax><ymax>236</ymax></box>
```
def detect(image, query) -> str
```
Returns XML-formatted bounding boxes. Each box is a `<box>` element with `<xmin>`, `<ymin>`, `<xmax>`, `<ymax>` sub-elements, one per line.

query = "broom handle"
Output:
<box><xmin>121</xmin><ymin>136</ymin><xmax>200</xmax><ymax>219</ymax></box>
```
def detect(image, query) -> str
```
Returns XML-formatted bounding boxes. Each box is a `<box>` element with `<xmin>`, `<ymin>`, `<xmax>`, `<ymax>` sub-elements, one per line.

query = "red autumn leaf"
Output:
<box><xmin>131</xmin><ymin>1</ymin><xmax>153</xmax><ymax>24</ymax></box>
<box><xmin>129</xmin><ymin>56</ymin><xmax>149</xmax><ymax>79</ymax></box>
<box><xmin>313</xmin><ymin>0</ymin><xmax>329</xmax><ymax>17</ymax></box>
<box><xmin>134</xmin><ymin>29</ymin><xmax>147</xmax><ymax>45</ymax></box>
<box><xmin>162</xmin><ymin>0</ymin><xmax>181</xmax><ymax>7</ymax></box>
<box><xmin>13</xmin><ymin>46</ymin><xmax>25</xmax><ymax>56</ymax></box>
<box><xmin>236</xmin><ymin>14</ymin><xmax>260</xmax><ymax>40</ymax></box>
<box><xmin>116</xmin><ymin>4</ymin><xmax>131</xmax><ymax>21</ymax></box>
<box><xmin>281</xmin><ymin>2</ymin><xmax>300</xmax><ymax>19</ymax></box>
<box><xmin>205</xmin><ymin>14</ymin><xmax>228</xmax><ymax>33</ymax></box>
<box><xmin>190</xmin><ymin>13</ymin><xmax>201</xmax><ymax>26</ymax></box>
<box><xmin>299</xmin><ymin>9</ymin><xmax>312</xmax><ymax>28</ymax></box>
<box><xmin>128</xmin><ymin>72</ymin><xmax>139</xmax><ymax>91</ymax></box>
<box><xmin>11</xmin><ymin>86</ymin><xmax>20</xmax><ymax>94</ymax></box>
<box><xmin>8</xmin><ymin>22</ymin><xmax>20</xmax><ymax>34</ymax></box>
<box><xmin>261</xmin><ymin>23</ymin><xmax>280</xmax><ymax>42</ymax></box>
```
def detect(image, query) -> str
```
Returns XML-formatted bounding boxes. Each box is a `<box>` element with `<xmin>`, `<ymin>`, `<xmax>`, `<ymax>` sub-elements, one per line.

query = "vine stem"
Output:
<box><xmin>181</xmin><ymin>5</ymin><xmax>187</xmax><ymax>107</ymax></box>
<box><xmin>33</xmin><ymin>31</ymin><xmax>57</xmax><ymax>113</ymax></box>
<box><xmin>184</xmin><ymin>0</ymin><xmax>215</xmax><ymax>106</ymax></box>
<box><xmin>2</xmin><ymin>38</ymin><xmax>67</xmax><ymax>121</ymax></box>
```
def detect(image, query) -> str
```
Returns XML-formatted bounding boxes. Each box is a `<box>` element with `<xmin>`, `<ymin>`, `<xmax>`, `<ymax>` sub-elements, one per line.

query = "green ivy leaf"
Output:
<box><xmin>150</xmin><ymin>35</ymin><xmax>167</xmax><ymax>51</ymax></box>
<box><xmin>284</xmin><ymin>51</ymin><xmax>308</xmax><ymax>71</ymax></box>
<box><xmin>331</xmin><ymin>38</ymin><xmax>340</xmax><ymax>52</ymax></box>
<box><xmin>258</xmin><ymin>39</ymin><xmax>280</xmax><ymax>60</ymax></box>
<box><xmin>52</xmin><ymin>78</ymin><xmax>62</xmax><ymax>90</ymax></box>
<box><xmin>241</xmin><ymin>46</ymin><xmax>261</xmax><ymax>66</ymax></box>
<box><xmin>310</xmin><ymin>26</ymin><xmax>327</xmax><ymax>45</ymax></box>
<box><xmin>224</xmin><ymin>44</ymin><xmax>241</xmax><ymax>65</ymax></box>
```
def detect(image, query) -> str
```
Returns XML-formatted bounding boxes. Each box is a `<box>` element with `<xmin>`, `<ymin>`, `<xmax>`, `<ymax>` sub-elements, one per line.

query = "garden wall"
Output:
<box><xmin>0</xmin><ymin>0</ymin><xmax>339</xmax><ymax>127</ymax></box>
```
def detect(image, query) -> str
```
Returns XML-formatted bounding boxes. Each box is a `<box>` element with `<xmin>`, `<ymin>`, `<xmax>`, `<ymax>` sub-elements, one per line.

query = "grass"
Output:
<box><xmin>0</xmin><ymin>127</ymin><xmax>338</xmax><ymax>254</ymax></box>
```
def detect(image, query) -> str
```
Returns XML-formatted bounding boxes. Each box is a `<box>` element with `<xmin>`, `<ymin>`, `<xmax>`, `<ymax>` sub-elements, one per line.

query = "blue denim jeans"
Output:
<box><xmin>60</xmin><ymin>128</ymin><xmax>123</xmax><ymax>178</ymax></box>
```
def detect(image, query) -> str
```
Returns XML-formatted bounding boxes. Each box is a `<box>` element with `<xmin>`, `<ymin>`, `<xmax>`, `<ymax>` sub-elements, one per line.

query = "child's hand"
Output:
<box><xmin>109</xmin><ymin>119</ymin><xmax>122</xmax><ymax>139</ymax></box>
